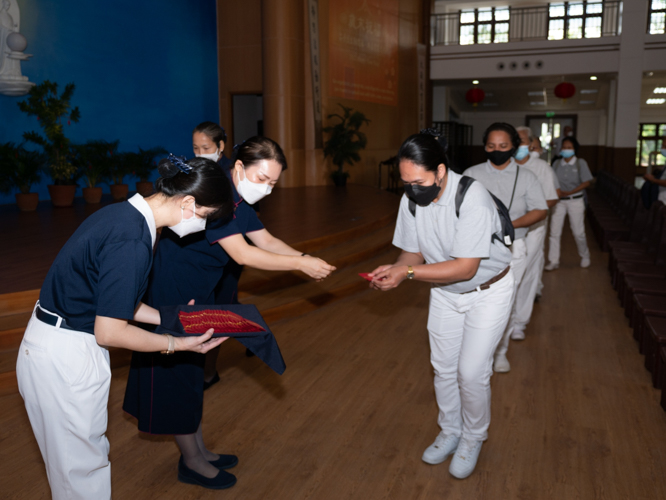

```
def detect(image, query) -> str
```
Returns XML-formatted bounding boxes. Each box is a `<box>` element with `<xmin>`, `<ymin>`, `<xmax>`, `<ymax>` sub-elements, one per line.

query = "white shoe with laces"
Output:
<box><xmin>449</xmin><ymin>438</ymin><xmax>483</xmax><ymax>479</ymax></box>
<box><xmin>421</xmin><ymin>432</ymin><xmax>460</xmax><ymax>465</ymax></box>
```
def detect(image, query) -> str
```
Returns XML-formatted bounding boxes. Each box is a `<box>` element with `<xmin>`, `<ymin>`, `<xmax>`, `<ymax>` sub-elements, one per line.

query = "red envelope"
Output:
<box><xmin>359</xmin><ymin>273</ymin><xmax>373</xmax><ymax>282</ymax></box>
<box><xmin>179</xmin><ymin>309</ymin><xmax>266</xmax><ymax>334</ymax></box>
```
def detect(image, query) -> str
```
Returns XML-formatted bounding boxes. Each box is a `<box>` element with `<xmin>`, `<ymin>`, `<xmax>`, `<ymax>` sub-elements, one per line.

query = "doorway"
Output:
<box><xmin>231</xmin><ymin>93</ymin><xmax>263</xmax><ymax>147</ymax></box>
<box><xmin>526</xmin><ymin>114</ymin><xmax>577</xmax><ymax>163</ymax></box>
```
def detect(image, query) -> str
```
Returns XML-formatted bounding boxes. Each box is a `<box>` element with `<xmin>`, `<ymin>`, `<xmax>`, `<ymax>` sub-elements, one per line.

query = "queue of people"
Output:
<box><xmin>16</xmin><ymin>120</ymin><xmax>595</xmax><ymax>497</ymax></box>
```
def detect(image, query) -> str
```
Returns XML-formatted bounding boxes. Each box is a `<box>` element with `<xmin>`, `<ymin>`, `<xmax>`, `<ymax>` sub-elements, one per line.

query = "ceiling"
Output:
<box><xmin>434</xmin><ymin>71</ymin><xmax>666</xmax><ymax>113</ymax></box>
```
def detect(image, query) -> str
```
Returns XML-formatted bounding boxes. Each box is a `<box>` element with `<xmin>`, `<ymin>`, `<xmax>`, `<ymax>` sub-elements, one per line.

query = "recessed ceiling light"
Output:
<box><xmin>528</xmin><ymin>91</ymin><xmax>544</xmax><ymax>96</ymax></box>
<box><xmin>646</xmin><ymin>98</ymin><xmax>666</xmax><ymax>105</ymax></box>
<box><xmin>654</xmin><ymin>87</ymin><xmax>666</xmax><ymax>94</ymax></box>
<box><xmin>580</xmin><ymin>100</ymin><xmax>595</xmax><ymax>104</ymax></box>
<box><xmin>580</xmin><ymin>89</ymin><xmax>598</xmax><ymax>94</ymax></box>
<box><xmin>530</xmin><ymin>101</ymin><xmax>545</xmax><ymax>105</ymax></box>
<box><xmin>590</xmin><ymin>76</ymin><xmax>597</xmax><ymax>80</ymax></box>
<box><xmin>472</xmin><ymin>80</ymin><xmax>479</xmax><ymax>84</ymax></box>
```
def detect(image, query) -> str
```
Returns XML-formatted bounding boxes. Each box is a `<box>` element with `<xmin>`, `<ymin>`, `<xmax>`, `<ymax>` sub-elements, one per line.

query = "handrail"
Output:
<box><xmin>431</xmin><ymin>1</ymin><xmax>622</xmax><ymax>47</ymax></box>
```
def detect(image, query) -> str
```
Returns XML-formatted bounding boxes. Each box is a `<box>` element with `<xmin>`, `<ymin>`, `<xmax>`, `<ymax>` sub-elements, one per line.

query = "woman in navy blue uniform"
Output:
<box><xmin>16</xmin><ymin>156</ymin><xmax>233</xmax><ymax>500</ymax></box>
<box><xmin>192</xmin><ymin>121</ymin><xmax>247</xmax><ymax>383</ymax></box>
<box><xmin>123</xmin><ymin>136</ymin><xmax>335</xmax><ymax>490</ymax></box>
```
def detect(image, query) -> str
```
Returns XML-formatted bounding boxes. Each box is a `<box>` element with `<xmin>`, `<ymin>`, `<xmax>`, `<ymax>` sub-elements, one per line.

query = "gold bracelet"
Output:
<box><xmin>161</xmin><ymin>334</ymin><xmax>175</xmax><ymax>355</ymax></box>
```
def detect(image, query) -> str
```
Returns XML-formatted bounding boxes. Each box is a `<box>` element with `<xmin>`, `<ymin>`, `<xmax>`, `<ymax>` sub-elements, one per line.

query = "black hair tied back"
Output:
<box><xmin>420</xmin><ymin>128</ymin><xmax>449</xmax><ymax>153</ymax></box>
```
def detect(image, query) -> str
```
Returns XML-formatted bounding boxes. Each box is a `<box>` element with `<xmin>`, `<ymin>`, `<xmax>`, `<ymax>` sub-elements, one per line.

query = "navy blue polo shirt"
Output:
<box><xmin>145</xmin><ymin>165</ymin><xmax>264</xmax><ymax>307</ymax></box>
<box><xmin>39</xmin><ymin>202</ymin><xmax>154</xmax><ymax>335</ymax></box>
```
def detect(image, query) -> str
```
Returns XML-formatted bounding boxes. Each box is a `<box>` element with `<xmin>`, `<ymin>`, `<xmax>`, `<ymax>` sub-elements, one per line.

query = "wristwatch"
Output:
<box><xmin>406</xmin><ymin>266</ymin><xmax>415</xmax><ymax>280</ymax></box>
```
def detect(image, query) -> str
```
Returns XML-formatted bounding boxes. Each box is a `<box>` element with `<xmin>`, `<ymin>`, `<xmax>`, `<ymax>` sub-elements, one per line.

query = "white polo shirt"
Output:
<box><xmin>393</xmin><ymin>170</ymin><xmax>512</xmax><ymax>294</ymax></box>
<box><xmin>465</xmin><ymin>159</ymin><xmax>548</xmax><ymax>240</ymax></box>
<box><xmin>518</xmin><ymin>156</ymin><xmax>559</xmax><ymax>230</ymax></box>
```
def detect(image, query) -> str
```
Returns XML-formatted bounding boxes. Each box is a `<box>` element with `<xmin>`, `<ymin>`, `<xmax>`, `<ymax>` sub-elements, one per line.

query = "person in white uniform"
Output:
<box><xmin>16</xmin><ymin>156</ymin><xmax>231</xmax><ymax>500</ymax></box>
<box><xmin>465</xmin><ymin>123</ymin><xmax>548</xmax><ymax>373</ymax></box>
<box><xmin>370</xmin><ymin>131</ymin><xmax>515</xmax><ymax>479</ymax></box>
<box><xmin>643</xmin><ymin>138</ymin><xmax>666</xmax><ymax>203</ymax></box>
<box><xmin>509</xmin><ymin>126</ymin><xmax>559</xmax><ymax>340</ymax></box>
<box><xmin>545</xmin><ymin>136</ymin><xmax>594</xmax><ymax>270</ymax></box>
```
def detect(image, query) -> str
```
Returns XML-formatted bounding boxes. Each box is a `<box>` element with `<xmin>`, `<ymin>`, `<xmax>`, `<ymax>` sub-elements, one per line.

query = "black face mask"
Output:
<box><xmin>486</xmin><ymin>148</ymin><xmax>515</xmax><ymax>166</ymax></box>
<box><xmin>404</xmin><ymin>177</ymin><xmax>441</xmax><ymax>207</ymax></box>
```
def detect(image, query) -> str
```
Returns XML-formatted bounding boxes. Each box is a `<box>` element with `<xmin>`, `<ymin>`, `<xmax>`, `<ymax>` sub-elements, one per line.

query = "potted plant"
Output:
<box><xmin>323</xmin><ymin>104</ymin><xmax>370</xmax><ymax>187</ymax></box>
<box><xmin>17</xmin><ymin>80</ymin><xmax>81</xmax><ymax>207</ymax></box>
<box><xmin>0</xmin><ymin>142</ymin><xmax>45</xmax><ymax>211</ymax></box>
<box><xmin>131</xmin><ymin>147</ymin><xmax>167</xmax><ymax>197</ymax></box>
<box><xmin>71</xmin><ymin>140</ymin><xmax>114</xmax><ymax>204</ymax></box>
<box><xmin>103</xmin><ymin>142</ymin><xmax>131</xmax><ymax>201</ymax></box>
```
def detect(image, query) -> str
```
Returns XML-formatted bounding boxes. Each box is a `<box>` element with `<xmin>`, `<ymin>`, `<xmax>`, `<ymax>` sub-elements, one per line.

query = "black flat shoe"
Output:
<box><xmin>209</xmin><ymin>454</ymin><xmax>238</xmax><ymax>469</ymax></box>
<box><xmin>203</xmin><ymin>372</ymin><xmax>220</xmax><ymax>391</ymax></box>
<box><xmin>178</xmin><ymin>456</ymin><xmax>237</xmax><ymax>490</ymax></box>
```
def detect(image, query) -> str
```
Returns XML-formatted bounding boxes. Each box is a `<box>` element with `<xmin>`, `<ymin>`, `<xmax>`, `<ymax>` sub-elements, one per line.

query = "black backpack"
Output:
<box><xmin>408</xmin><ymin>175</ymin><xmax>515</xmax><ymax>247</ymax></box>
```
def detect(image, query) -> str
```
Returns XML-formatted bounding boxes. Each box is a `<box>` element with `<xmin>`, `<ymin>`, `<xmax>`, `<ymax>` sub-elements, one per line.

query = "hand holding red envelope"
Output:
<box><xmin>359</xmin><ymin>273</ymin><xmax>385</xmax><ymax>282</ymax></box>
<box><xmin>179</xmin><ymin>309</ymin><xmax>265</xmax><ymax>334</ymax></box>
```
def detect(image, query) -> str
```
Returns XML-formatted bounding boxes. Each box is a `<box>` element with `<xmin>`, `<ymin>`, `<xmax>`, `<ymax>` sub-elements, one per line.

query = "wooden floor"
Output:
<box><xmin>1</xmin><ymin>201</ymin><xmax>666</xmax><ymax>498</ymax></box>
<box><xmin>0</xmin><ymin>185</ymin><xmax>398</xmax><ymax>294</ymax></box>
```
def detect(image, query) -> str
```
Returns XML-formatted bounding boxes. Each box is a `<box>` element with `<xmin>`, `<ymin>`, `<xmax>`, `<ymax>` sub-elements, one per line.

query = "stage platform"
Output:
<box><xmin>0</xmin><ymin>184</ymin><xmax>401</xmax><ymax>295</ymax></box>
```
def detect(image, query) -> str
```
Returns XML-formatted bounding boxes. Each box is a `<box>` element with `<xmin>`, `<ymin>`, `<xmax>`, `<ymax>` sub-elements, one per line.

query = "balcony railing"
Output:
<box><xmin>431</xmin><ymin>1</ymin><xmax>622</xmax><ymax>47</ymax></box>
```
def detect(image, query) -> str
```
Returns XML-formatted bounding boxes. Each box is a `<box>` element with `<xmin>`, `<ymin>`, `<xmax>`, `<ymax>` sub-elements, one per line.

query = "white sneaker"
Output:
<box><xmin>422</xmin><ymin>432</ymin><xmax>460</xmax><ymax>465</ymax></box>
<box><xmin>580</xmin><ymin>258</ymin><xmax>591</xmax><ymax>268</ymax></box>
<box><xmin>449</xmin><ymin>438</ymin><xmax>483</xmax><ymax>479</ymax></box>
<box><xmin>544</xmin><ymin>262</ymin><xmax>559</xmax><ymax>271</ymax></box>
<box><xmin>510</xmin><ymin>327</ymin><xmax>525</xmax><ymax>340</ymax></box>
<box><xmin>493</xmin><ymin>353</ymin><xmax>510</xmax><ymax>373</ymax></box>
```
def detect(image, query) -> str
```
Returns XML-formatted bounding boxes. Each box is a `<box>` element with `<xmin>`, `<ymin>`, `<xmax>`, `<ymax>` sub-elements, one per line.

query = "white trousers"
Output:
<box><xmin>512</xmin><ymin>224</ymin><xmax>547</xmax><ymax>331</ymax></box>
<box><xmin>495</xmin><ymin>238</ymin><xmax>528</xmax><ymax>358</ymax></box>
<box><xmin>427</xmin><ymin>270</ymin><xmax>515</xmax><ymax>441</ymax></box>
<box><xmin>547</xmin><ymin>198</ymin><xmax>590</xmax><ymax>265</ymax></box>
<box><xmin>16</xmin><ymin>304</ymin><xmax>112</xmax><ymax>500</ymax></box>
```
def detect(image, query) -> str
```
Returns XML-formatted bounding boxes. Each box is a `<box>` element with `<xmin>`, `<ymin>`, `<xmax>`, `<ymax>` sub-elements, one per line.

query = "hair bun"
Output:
<box><xmin>158</xmin><ymin>158</ymin><xmax>180</xmax><ymax>178</ymax></box>
<box><xmin>420</xmin><ymin>128</ymin><xmax>448</xmax><ymax>153</ymax></box>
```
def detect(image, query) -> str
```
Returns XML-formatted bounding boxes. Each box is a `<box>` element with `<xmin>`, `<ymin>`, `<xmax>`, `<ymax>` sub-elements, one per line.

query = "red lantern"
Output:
<box><xmin>466</xmin><ymin>88</ymin><xmax>485</xmax><ymax>107</ymax></box>
<box><xmin>554</xmin><ymin>82</ymin><xmax>576</xmax><ymax>101</ymax></box>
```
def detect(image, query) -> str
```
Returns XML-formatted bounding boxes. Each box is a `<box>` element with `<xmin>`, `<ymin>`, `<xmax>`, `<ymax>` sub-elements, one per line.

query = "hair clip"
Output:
<box><xmin>420</xmin><ymin>128</ymin><xmax>440</xmax><ymax>138</ymax></box>
<box><xmin>168</xmin><ymin>154</ymin><xmax>192</xmax><ymax>174</ymax></box>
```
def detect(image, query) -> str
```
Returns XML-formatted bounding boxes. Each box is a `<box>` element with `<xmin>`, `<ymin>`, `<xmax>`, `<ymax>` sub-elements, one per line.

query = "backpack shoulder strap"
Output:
<box><xmin>408</xmin><ymin>198</ymin><xmax>416</xmax><ymax>217</ymax></box>
<box><xmin>455</xmin><ymin>176</ymin><xmax>475</xmax><ymax>218</ymax></box>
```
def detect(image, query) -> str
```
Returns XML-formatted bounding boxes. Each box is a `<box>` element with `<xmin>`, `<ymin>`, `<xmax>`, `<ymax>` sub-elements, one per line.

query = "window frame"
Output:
<box><xmin>458</xmin><ymin>7</ymin><xmax>511</xmax><ymax>45</ymax></box>
<box><xmin>636</xmin><ymin>123</ymin><xmax>666</xmax><ymax>168</ymax></box>
<box><xmin>547</xmin><ymin>1</ymin><xmax>605</xmax><ymax>41</ymax></box>
<box><xmin>648</xmin><ymin>0</ymin><xmax>666</xmax><ymax>35</ymax></box>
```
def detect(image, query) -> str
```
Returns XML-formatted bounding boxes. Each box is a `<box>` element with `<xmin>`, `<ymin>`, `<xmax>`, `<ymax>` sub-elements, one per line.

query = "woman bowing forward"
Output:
<box><xmin>371</xmin><ymin>131</ymin><xmax>514</xmax><ymax>479</ymax></box>
<box><xmin>16</xmin><ymin>156</ymin><xmax>233</xmax><ymax>500</ymax></box>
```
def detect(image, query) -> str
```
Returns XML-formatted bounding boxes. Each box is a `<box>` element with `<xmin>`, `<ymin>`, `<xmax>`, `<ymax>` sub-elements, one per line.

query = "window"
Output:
<box><xmin>548</xmin><ymin>1</ymin><xmax>603</xmax><ymax>40</ymax></box>
<box><xmin>459</xmin><ymin>7</ymin><xmax>510</xmax><ymax>45</ymax></box>
<box><xmin>649</xmin><ymin>0</ymin><xmax>666</xmax><ymax>34</ymax></box>
<box><xmin>636</xmin><ymin>123</ymin><xmax>666</xmax><ymax>168</ymax></box>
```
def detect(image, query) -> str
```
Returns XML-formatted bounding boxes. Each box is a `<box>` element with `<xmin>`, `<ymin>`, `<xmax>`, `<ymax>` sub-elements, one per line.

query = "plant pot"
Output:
<box><xmin>15</xmin><ymin>192</ymin><xmax>39</xmax><ymax>211</ymax></box>
<box><xmin>48</xmin><ymin>185</ymin><xmax>77</xmax><ymax>207</ymax></box>
<box><xmin>332</xmin><ymin>175</ymin><xmax>348</xmax><ymax>187</ymax></box>
<box><xmin>136</xmin><ymin>181</ymin><xmax>154</xmax><ymax>197</ymax></box>
<box><xmin>83</xmin><ymin>187</ymin><xmax>103</xmax><ymax>204</ymax></box>
<box><xmin>110</xmin><ymin>183</ymin><xmax>129</xmax><ymax>201</ymax></box>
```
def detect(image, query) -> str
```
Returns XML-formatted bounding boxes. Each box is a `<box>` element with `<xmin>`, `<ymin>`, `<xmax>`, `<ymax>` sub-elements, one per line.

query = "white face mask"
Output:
<box><xmin>529</xmin><ymin>150</ymin><xmax>540</xmax><ymax>159</ymax></box>
<box><xmin>169</xmin><ymin>201</ymin><xmax>207</xmax><ymax>238</ymax></box>
<box><xmin>236</xmin><ymin>167</ymin><xmax>272</xmax><ymax>204</ymax></box>
<box><xmin>196</xmin><ymin>150</ymin><xmax>219</xmax><ymax>162</ymax></box>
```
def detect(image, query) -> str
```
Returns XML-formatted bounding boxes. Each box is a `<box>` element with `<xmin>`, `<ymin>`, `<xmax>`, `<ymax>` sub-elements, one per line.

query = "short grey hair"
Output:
<box><xmin>515</xmin><ymin>126</ymin><xmax>533</xmax><ymax>141</ymax></box>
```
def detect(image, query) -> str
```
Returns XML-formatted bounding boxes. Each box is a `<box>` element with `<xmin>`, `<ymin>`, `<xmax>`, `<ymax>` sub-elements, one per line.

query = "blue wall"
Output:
<box><xmin>0</xmin><ymin>0</ymin><xmax>220</xmax><ymax>204</ymax></box>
